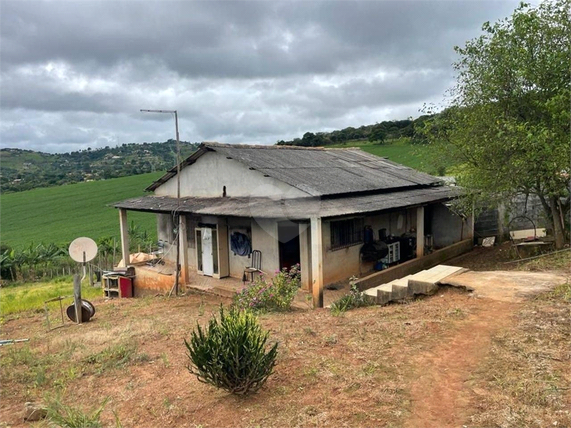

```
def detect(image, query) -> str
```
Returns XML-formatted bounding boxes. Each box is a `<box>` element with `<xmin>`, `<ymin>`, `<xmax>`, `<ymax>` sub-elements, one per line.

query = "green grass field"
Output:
<box><xmin>331</xmin><ymin>138</ymin><xmax>443</xmax><ymax>174</ymax></box>
<box><xmin>1</xmin><ymin>139</ymin><xmax>441</xmax><ymax>251</ymax></box>
<box><xmin>1</xmin><ymin>172</ymin><xmax>163</xmax><ymax>249</ymax></box>
<box><xmin>0</xmin><ymin>278</ymin><xmax>102</xmax><ymax>315</ymax></box>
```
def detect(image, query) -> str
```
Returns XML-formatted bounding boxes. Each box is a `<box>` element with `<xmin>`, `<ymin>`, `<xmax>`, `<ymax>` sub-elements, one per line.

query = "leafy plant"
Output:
<box><xmin>184</xmin><ymin>306</ymin><xmax>278</xmax><ymax>395</ymax></box>
<box><xmin>233</xmin><ymin>264</ymin><xmax>301</xmax><ymax>312</ymax></box>
<box><xmin>330</xmin><ymin>279</ymin><xmax>375</xmax><ymax>315</ymax></box>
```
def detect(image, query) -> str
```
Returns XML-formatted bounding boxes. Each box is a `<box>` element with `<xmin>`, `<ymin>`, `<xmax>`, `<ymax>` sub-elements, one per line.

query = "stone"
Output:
<box><xmin>23</xmin><ymin>402</ymin><xmax>47</xmax><ymax>422</ymax></box>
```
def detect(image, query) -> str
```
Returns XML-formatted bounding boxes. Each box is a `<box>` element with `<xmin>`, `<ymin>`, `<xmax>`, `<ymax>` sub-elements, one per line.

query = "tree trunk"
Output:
<box><xmin>537</xmin><ymin>193</ymin><xmax>565</xmax><ymax>250</ymax></box>
<box><xmin>549</xmin><ymin>196</ymin><xmax>565</xmax><ymax>250</ymax></box>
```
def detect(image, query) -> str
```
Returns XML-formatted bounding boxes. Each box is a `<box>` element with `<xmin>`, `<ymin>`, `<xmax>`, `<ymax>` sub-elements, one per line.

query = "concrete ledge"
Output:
<box><xmin>354</xmin><ymin>239</ymin><xmax>473</xmax><ymax>291</ymax></box>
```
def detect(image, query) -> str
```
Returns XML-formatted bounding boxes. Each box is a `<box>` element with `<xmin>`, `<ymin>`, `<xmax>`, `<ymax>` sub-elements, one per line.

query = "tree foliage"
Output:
<box><xmin>423</xmin><ymin>0</ymin><xmax>570</xmax><ymax>248</ymax></box>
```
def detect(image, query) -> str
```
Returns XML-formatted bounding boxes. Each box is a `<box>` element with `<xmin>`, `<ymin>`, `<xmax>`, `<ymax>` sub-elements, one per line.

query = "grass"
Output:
<box><xmin>0</xmin><ymin>278</ymin><xmax>102</xmax><ymax>315</ymax></box>
<box><xmin>330</xmin><ymin>138</ymin><xmax>445</xmax><ymax>175</ymax></box>
<box><xmin>45</xmin><ymin>395</ymin><xmax>110</xmax><ymax>428</ymax></box>
<box><xmin>0</xmin><ymin>171</ymin><xmax>163</xmax><ymax>249</ymax></box>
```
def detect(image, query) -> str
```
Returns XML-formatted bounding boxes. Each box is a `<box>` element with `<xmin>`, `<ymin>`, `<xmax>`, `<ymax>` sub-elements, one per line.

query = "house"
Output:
<box><xmin>114</xmin><ymin>142</ymin><xmax>473</xmax><ymax>307</ymax></box>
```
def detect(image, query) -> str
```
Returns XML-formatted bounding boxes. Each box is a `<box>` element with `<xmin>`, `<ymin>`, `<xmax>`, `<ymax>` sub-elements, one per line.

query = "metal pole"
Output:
<box><xmin>141</xmin><ymin>109</ymin><xmax>181</xmax><ymax>296</ymax></box>
<box><xmin>73</xmin><ymin>274</ymin><xmax>82</xmax><ymax>324</ymax></box>
<box><xmin>174</xmin><ymin>111</ymin><xmax>180</xmax><ymax>296</ymax></box>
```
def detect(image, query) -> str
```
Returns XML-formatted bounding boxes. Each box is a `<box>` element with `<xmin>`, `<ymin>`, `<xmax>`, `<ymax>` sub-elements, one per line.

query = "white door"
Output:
<box><xmin>202</xmin><ymin>227</ymin><xmax>214</xmax><ymax>276</ymax></box>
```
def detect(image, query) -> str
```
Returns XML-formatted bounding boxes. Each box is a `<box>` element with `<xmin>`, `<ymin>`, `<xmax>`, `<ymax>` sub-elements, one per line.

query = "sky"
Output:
<box><xmin>0</xmin><ymin>0</ymin><xmax>522</xmax><ymax>154</ymax></box>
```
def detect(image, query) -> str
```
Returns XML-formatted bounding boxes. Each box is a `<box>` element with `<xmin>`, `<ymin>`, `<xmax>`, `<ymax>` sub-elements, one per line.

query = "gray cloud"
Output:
<box><xmin>0</xmin><ymin>0</ymin><xmax>520</xmax><ymax>152</ymax></box>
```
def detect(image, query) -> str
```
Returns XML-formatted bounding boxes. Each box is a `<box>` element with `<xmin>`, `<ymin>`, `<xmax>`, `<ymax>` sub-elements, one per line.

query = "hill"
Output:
<box><xmin>0</xmin><ymin>140</ymin><xmax>198</xmax><ymax>193</ymax></box>
<box><xmin>0</xmin><ymin>172</ymin><xmax>163</xmax><ymax>249</ymax></box>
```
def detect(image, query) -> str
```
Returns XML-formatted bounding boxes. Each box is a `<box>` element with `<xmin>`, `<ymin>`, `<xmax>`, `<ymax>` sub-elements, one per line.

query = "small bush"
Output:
<box><xmin>330</xmin><ymin>281</ymin><xmax>375</xmax><ymax>315</ymax></box>
<box><xmin>185</xmin><ymin>306</ymin><xmax>278</xmax><ymax>395</ymax></box>
<box><xmin>233</xmin><ymin>264</ymin><xmax>300</xmax><ymax>312</ymax></box>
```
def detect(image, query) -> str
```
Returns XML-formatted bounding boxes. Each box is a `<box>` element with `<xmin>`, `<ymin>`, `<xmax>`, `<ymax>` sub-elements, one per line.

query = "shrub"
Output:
<box><xmin>233</xmin><ymin>264</ymin><xmax>301</xmax><ymax>312</ymax></box>
<box><xmin>330</xmin><ymin>280</ymin><xmax>375</xmax><ymax>315</ymax></box>
<box><xmin>184</xmin><ymin>306</ymin><xmax>278</xmax><ymax>395</ymax></box>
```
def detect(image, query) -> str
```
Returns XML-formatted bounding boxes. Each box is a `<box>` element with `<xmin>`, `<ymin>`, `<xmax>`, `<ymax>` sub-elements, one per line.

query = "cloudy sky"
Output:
<box><xmin>1</xmin><ymin>0</ymin><xmax>521</xmax><ymax>153</ymax></box>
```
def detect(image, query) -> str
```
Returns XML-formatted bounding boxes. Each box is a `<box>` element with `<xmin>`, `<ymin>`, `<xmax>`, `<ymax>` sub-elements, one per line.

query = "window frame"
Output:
<box><xmin>329</xmin><ymin>217</ymin><xmax>365</xmax><ymax>250</ymax></box>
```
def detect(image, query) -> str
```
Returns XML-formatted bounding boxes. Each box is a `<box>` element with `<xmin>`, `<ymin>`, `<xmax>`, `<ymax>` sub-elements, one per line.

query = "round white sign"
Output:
<box><xmin>69</xmin><ymin>237</ymin><xmax>98</xmax><ymax>263</ymax></box>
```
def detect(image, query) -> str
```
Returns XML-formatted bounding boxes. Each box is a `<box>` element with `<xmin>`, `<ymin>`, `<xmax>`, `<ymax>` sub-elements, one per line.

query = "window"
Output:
<box><xmin>330</xmin><ymin>218</ymin><xmax>364</xmax><ymax>249</ymax></box>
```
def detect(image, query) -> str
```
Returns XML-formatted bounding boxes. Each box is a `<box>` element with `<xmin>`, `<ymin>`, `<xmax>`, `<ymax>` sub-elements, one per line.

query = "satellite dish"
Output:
<box><xmin>69</xmin><ymin>237</ymin><xmax>98</xmax><ymax>263</ymax></box>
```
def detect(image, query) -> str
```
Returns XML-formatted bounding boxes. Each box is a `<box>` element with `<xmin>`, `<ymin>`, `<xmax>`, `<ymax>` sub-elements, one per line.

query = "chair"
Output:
<box><xmin>243</xmin><ymin>250</ymin><xmax>262</xmax><ymax>283</ymax></box>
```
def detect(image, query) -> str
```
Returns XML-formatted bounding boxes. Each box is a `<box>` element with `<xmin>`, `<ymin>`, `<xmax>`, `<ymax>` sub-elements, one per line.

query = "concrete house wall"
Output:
<box><xmin>153</xmin><ymin>150</ymin><xmax>307</xmax><ymax>281</ymax></box>
<box><xmin>154</xmin><ymin>151</ymin><xmax>308</xmax><ymax>199</ymax></box>
<box><xmin>321</xmin><ymin>209</ymin><xmax>417</xmax><ymax>286</ymax></box>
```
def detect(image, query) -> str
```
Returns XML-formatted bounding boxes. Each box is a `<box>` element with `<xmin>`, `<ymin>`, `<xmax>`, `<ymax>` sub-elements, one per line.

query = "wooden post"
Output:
<box><xmin>310</xmin><ymin>217</ymin><xmax>324</xmax><ymax>308</ymax></box>
<box><xmin>119</xmin><ymin>209</ymin><xmax>130</xmax><ymax>268</ymax></box>
<box><xmin>179</xmin><ymin>214</ymin><xmax>189</xmax><ymax>285</ymax></box>
<box><xmin>88</xmin><ymin>263</ymin><xmax>94</xmax><ymax>286</ymax></box>
<box><xmin>417</xmin><ymin>206</ymin><xmax>425</xmax><ymax>258</ymax></box>
<box><xmin>73</xmin><ymin>274</ymin><xmax>82</xmax><ymax>324</ymax></box>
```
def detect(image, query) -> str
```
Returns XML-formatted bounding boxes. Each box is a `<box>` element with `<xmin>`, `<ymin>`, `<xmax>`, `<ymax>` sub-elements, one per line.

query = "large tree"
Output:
<box><xmin>426</xmin><ymin>0</ymin><xmax>570</xmax><ymax>248</ymax></box>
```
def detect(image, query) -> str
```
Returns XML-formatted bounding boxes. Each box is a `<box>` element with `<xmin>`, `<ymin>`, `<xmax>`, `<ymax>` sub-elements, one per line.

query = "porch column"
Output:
<box><xmin>310</xmin><ymin>217</ymin><xmax>324</xmax><ymax>308</ymax></box>
<box><xmin>416</xmin><ymin>206</ymin><xmax>424</xmax><ymax>258</ymax></box>
<box><xmin>179</xmin><ymin>215</ymin><xmax>189</xmax><ymax>284</ymax></box>
<box><xmin>299</xmin><ymin>222</ymin><xmax>312</xmax><ymax>291</ymax></box>
<box><xmin>119</xmin><ymin>209</ymin><xmax>130</xmax><ymax>267</ymax></box>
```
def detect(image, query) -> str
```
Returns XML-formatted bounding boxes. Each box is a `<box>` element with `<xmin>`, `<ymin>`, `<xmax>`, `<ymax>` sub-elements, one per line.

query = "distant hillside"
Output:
<box><xmin>276</xmin><ymin>115</ymin><xmax>434</xmax><ymax>147</ymax></box>
<box><xmin>0</xmin><ymin>140</ymin><xmax>199</xmax><ymax>193</ymax></box>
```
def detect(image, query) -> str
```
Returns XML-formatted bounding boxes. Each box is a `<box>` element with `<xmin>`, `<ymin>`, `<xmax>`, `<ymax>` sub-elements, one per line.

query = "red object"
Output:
<box><xmin>119</xmin><ymin>276</ymin><xmax>133</xmax><ymax>298</ymax></box>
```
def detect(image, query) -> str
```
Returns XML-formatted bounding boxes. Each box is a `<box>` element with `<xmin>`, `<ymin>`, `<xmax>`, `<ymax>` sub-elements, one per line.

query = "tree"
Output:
<box><xmin>424</xmin><ymin>0</ymin><xmax>570</xmax><ymax>248</ymax></box>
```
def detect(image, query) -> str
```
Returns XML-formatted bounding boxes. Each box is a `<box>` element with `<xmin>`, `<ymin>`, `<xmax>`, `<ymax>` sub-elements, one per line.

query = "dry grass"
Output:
<box><xmin>1</xmin><ymin>249</ymin><xmax>569</xmax><ymax>427</ymax></box>
<box><xmin>468</xmin><ymin>282</ymin><xmax>571</xmax><ymax>427</ymax></box>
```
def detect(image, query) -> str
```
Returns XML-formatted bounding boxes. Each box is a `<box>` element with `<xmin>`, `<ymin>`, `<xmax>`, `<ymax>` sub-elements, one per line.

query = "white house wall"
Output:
<box><xmin>154</xmin><ymin>151</ymin><xmax>308</xmax><ymax>198</ymax></box>
<box><xmin>227</xmin><ymin>217</ymin><xmax>253</xmax><ymax>278</ymax></box>
<box><xmin>251</xmin><ymin>218</ymin><xmax>280</xmax><ymax>275</ymax></box>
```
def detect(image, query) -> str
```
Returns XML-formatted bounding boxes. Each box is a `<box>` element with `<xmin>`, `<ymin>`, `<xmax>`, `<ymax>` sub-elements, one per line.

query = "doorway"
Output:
<box><xmin>196</xmin><ymin>226</ymin><xmax>218</xmax><ymax>276</ymax></box>
<box><xmin>278</xmin><ymin>221</ymin><xmax>300</xmax><ymax>270</ymax></box>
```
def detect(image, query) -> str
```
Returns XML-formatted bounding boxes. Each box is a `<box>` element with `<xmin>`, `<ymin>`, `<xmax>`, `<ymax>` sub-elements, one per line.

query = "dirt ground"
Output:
<box><xmin>1</xmin><ymin>245</ymin><xmax>569</xmax><ymax>428</ymax></box>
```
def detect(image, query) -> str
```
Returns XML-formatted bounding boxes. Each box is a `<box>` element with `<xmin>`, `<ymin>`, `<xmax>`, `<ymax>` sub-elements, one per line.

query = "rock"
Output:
<box><xmin>23</xmin><ymin>402</ymin><xmax>47</xmax><ymax>422</ymax></box>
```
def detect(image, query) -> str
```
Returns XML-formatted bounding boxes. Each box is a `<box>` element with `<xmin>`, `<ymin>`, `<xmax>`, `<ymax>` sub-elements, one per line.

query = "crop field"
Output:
<box><xmin>1</xmin><ymin>172</ymin><xmax>163</xmax><ymax>249</ymax></box>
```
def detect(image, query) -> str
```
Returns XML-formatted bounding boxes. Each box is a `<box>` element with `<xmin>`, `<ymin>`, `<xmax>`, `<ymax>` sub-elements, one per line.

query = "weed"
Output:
<box><xmin>45</xmin><ymin>394</ymin><xmax>110</xmax><ymax>428</ymax></box>
<box><xmin>198</xmin><ymin>297</ymin><xmax>205</xmax><ymax>316</ymax></box>
<box><xmin>323</xmin><ymin>334</ymin><xmax>338</xmax><ymax>345</ymax></box>
<box><xmin>84</xmin><ymin>342</ymin><xmax>145</xmax><ymax>374</ymax></box>
<box><xmin>233</xmin><ymin>265</ymin><xmax>301</xmax><ymax>312</ymax></box>
<box><xmin>303</xmin><ymin>327</ymin><xmax>317</xmax><ymax>336</ymax></box>
<box><xmin>160</xmin><ymin>352</ymin><xmax>171</xmax><ymax>368</ymax></box>
<box><xmin>330</xmin><ymin>281</ymin><xmax>375</xmax><ymax>315</ymax></box>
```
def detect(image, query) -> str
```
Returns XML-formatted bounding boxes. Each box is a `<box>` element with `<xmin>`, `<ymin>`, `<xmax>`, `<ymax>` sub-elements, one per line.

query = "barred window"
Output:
<box><xmin>330</xmin><ymin>218</ymin><xmax>364</xmax><ymax>249</ymax></box>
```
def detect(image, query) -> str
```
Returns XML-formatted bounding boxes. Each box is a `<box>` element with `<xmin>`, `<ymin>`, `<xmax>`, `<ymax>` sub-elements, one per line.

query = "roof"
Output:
<box><xmin>146</xmin><ymin>142</ymin><xmax>442</xmax><ymax>196</ymax></box>
<box><xmin>114</xmin><ymin>186</ymin><xmax>460</xmax><ymax>220</ymax></box>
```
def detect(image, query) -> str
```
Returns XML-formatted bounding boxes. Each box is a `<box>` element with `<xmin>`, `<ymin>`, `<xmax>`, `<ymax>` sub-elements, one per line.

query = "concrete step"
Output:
<box><xmin>408</xmin><ymin>265</ymin><xmax>467</xmax><ymax>295</ymax></box>
<box><xmin>364</xmin><ymin>283</ymin><xmax>394</xmax><ymax>305</ymax></box>
<box><xmin>362</xmin><ymin>265</ymin><xmax>468</xmax><ymax>305</ymax></box>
